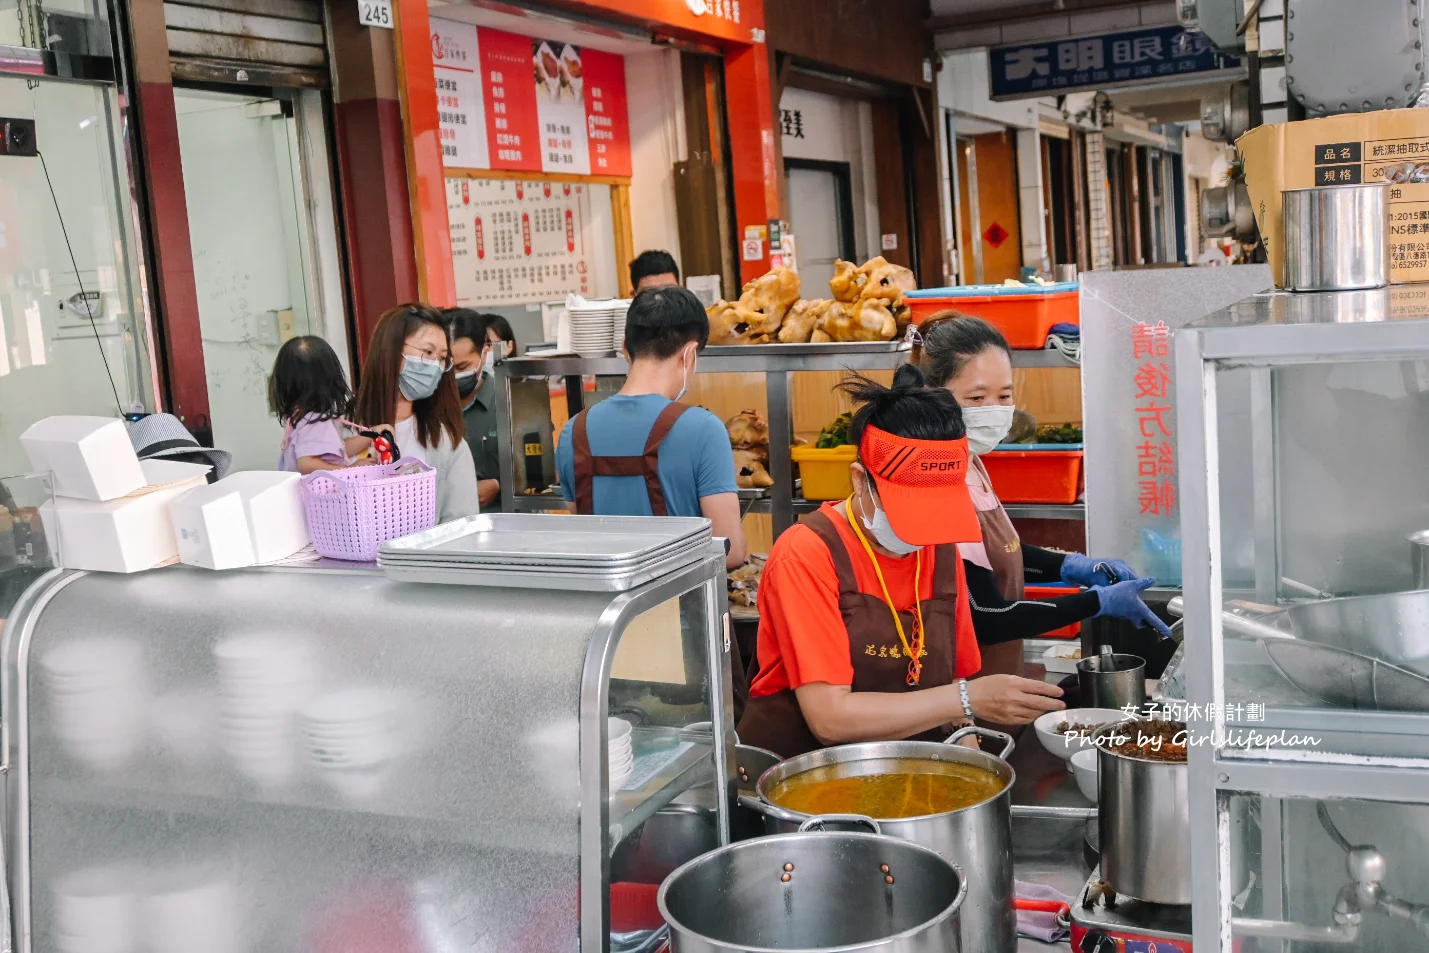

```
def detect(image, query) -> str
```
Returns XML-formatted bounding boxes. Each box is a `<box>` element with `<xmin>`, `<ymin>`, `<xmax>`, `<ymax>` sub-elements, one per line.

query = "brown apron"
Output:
<box><xmin>737</xmin><ymin>508</ymin><xmax>964</xmax><ymax>759</ymax></box>
<box><xmin>968</xmin><ymin>456</ymin><xmax>1026</xmax><ymax>727</ymax></box>
<box><xmin>570</xmin><ymin>402</ymin><xmax>689</xmax><ymax>515</ymax></box>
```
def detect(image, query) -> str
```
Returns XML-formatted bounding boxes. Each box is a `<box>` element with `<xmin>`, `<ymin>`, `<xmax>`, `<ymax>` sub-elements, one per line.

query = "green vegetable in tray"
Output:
<box><xmin>815</xmin><ymin>412</ymin><xmax>854</xmax><ymax>449</ymax></box>
<box><xmin>1034</xmin><ymin>423</ymin><xmax>1083</xmax><ymax>444</ymax></box>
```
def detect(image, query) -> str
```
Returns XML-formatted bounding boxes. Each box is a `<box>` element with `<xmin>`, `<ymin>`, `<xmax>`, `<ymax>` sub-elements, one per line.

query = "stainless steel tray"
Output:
<box><xmin>380</xmin><ymin>545</ymin><xmax>709</xmax><ymax>591</ymax></box>
<box><xmin>378</xmin><ymin>530</ymin><xmax>709</xmax><ymax>570</ymax></box>
<box><xmin>380</xmin><ymin>514</ymin><xmax>710</xmax><ymax>565</ymax></box>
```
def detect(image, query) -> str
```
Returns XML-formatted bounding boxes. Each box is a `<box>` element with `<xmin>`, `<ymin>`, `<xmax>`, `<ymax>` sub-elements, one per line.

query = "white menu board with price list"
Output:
<box><xmin>447</xmin><ymin>176</ymin><xmax>600</xmax><ymax>306</ymax></box>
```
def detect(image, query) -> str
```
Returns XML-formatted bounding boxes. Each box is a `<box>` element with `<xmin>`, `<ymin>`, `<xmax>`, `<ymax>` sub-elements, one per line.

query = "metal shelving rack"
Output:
<box><xmin>494</xmin><ymin>341</ymin><xmax>915</xmax><ymax>537</ymax></box>
<box><xmin>1176</xmin><ymin>287</ymin><xmax>1429</xmax><ymax>951</ymax></box>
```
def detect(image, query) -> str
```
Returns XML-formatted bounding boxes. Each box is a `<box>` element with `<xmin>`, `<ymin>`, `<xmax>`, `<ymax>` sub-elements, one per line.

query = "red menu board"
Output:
<box><xmin>432</xmin><ymin>18</ymin><xmax>632</xmax><ymax>178</ymax></box>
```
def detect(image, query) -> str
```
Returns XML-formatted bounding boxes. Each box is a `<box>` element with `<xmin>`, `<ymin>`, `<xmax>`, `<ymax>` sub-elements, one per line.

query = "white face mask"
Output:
<box><xmin>961</xmin><ymin>404</ymin><xmax>1015</xmax><ymax>455</ymax></box>
<box><xmin>675</xmin><ymin>345</ymin><xmax>696</xmax><ymax>402</ymax></box>
<box><xmin>858</xmin><ymin>484</ymin><xmax>921</xmax><ymax>556</ymax></box>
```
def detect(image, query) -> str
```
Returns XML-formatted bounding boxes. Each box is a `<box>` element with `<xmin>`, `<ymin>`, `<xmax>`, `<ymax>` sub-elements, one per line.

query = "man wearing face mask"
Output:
<box><xmin>445</xmin><ymin>309</ymin><xmax>504</xmax><ymax>511</ymax></box>
<box><xmin>738</xmin><ymin>367</ymin><xmax>1067</xmax><ymax>759</ymax></box>
<box><xmin>555</xmin><ymin>286</ymin><xmax>748</xmax><ymax>569</ymax></box>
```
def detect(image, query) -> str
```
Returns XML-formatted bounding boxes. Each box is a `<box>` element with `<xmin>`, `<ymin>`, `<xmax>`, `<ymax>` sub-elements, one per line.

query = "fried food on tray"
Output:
<box><xmin>733</xmin><ymin>449</ymin><xmax>774</xmax><ymax>488</ymax></box>
<box><xmin>830</xmin><ymin>258</ymin><xmax>866</xmax><ymax>303</ymax></box>
<box><xmin>726</xmin><ymin>409</ymin><xmax>769</xmax><ymax>450</ymax></box>
<box><xmin>861</xmin><ymin>260</ymin><xmax>916</xmax><ymax>308</ymax></box>
<box><xmin>777</xmin><ymin>299</ymin><xmax>822</xmax><ymax>343</ymax></box>
<box><xmin>706</xmin><ymin>300</ymin><xmax>770</xmax><ymax>345</ymax></box>
<box><xmin>737</xmin><ymin>265</ymin><xmax>800</xmax><ymax>331</ymax></box>
<box><xmin>813</xmin><ymin>297</ymin><xmax>896</xmax><ymax>342</ymax></box>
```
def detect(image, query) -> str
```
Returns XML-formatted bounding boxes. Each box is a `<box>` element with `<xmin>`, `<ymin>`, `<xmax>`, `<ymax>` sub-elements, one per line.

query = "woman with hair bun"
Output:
<box><xmin>737</xmin><ymin>365</ymin><xmax>1067</xmax><ymax>759</ymax></box>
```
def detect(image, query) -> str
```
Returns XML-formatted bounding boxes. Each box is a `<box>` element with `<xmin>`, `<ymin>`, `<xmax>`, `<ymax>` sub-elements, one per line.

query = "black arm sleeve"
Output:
<box><xmin>966</xmin><ymin>559</ymin><xmax>1100</xmax><ymax>644</ymax></box>
<box><xmin>1022</xmin><ymin>544</ymin><xmax>1069</xmax><ymax>584</ymax></box>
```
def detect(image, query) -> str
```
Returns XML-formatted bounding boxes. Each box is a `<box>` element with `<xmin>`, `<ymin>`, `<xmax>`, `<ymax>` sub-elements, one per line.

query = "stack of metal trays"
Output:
<box><xmin>377</xmin><ymin>513</ymin><xmax>713</xmax><ymax>591</ymax></box>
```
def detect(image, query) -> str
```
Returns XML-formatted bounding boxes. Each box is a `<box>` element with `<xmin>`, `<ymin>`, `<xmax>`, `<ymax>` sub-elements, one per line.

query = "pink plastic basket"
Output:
<box><xmin>299</xmin><ymin>458</ymin><xmax>437</xmax><ymax>561</ymax></box>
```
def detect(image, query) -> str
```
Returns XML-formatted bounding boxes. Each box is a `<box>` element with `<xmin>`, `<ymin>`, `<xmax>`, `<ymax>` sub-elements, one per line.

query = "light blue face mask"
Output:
<box><xmin>399</xmin><ymin>355</ymin><xmax>445</xmax><ymax>400</ymax></box>
<box><xmin>859</xmin><ymin>483</ymin><xmax>921</xmax><ymax>556</ymax></box>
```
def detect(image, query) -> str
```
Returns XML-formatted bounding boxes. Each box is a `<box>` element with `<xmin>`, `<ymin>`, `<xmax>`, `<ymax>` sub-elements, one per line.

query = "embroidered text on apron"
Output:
<box><xmin>571</xmin><ymin>403</ymin><xmax>689</xmax><ymax>515</ymax></box>
<box><xmin>737</xmin><ymin>509</ymin><xmax>964</xmax><ymax>759</ymax></box>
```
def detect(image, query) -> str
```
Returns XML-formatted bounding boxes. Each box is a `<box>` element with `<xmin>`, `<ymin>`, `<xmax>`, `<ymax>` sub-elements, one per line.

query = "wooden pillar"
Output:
<box><xmin>327</xmin><ymin>0</ymin><xmax>422</xmax><ymax>362</ymax></box>
<box><xmin>124</xmin><ymin>0</ymin><xmax>210</xmax><ymax>431</ymax></box>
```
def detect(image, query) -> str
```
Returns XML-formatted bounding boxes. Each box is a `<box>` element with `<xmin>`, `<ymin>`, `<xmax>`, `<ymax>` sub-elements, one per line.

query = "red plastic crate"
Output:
<box><xmin>905</xmin><ymin>285</ymin><xmax>1079</xmax><ymax>349</ymax></box>
<box><xmin>1024</xmin><ymin>584</ymin><xmax>1081</xmax><ymax>639</ymax></box>
<box><xmin>981</xmin><ymin>449</ymin><xmax>1083</xmax><ymax>504</ymax></box>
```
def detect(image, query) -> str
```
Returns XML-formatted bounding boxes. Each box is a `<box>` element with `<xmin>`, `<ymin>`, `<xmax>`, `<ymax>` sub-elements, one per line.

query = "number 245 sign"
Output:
<box><xmin>358</xmin><ymin>0</ymin><xmax>393</xmax><ymax>29</ymax></box>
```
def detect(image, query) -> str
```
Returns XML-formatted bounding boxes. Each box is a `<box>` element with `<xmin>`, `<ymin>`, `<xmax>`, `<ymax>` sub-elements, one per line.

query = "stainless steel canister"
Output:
<box><xmin>1093</xmin><ymin>721</ymin><xmax>1191</xmax><ymax>904</ymax></box>
<box><xmin>1410</xmin><ymin>530</ymin><xmax>1429</xmax><ymax>590</ymax></box>
<box><xmin>1282</xmin><ymin>183</ymin><xmax>1389</xmax><ymax>292</ymax></box>
<box><xmin>1077</xmin><ymin>653</ymin><xmax>1146</xmax><ymax>711</ymax></box>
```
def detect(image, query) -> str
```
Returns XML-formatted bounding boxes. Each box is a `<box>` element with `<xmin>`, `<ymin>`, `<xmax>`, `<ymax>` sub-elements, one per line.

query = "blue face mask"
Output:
<box><xmin>399</xmin><ymin>355</ymin><xmax>445</xmax><ymax>401</ymax></box>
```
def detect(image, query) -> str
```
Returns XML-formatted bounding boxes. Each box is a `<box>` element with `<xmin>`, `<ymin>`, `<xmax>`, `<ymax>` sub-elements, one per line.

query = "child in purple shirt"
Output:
<box><xmin>269</xmin><ymin>336</ymin><xmax>383</xmax><ymax>473</ymax></box>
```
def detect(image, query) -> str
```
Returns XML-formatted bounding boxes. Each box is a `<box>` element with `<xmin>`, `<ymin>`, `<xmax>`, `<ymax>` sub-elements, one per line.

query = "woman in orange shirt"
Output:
<box><xmin>738</xmin><ymin>366</ymin><xmax>1066</xmax><ymax>759</ymax></box>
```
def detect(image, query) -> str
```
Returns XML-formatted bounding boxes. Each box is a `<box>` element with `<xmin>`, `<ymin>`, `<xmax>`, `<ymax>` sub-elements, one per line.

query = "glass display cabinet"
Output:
<box><xmin>2</xmin><ymin>547</ymin><xmax>732</xmax><ymax>953</ymax></box>
<box><xmin>1176</xmin><ymin>285</ymin><xmax>1429</xmax><ymax>951</ymax></box>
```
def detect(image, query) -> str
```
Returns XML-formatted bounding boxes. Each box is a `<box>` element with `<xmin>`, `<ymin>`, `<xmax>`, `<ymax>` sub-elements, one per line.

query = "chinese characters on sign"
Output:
<box><xmin>447</xmin><ymin>177</ymin><xmax>594</xmax><ymax>306</ymax></box>
<box><xmin>780</xmin><ymin>108</ymin><xmax>804</xmax><ymax>139</ymax></box>
<box><xmin>1131</xmin><ymin>321</ymin><xmax>1176</xmax><ymax>517</ymax></box>
<box><xmin>431</xmin><ymin>17</ymin><xmax>631</xmax><ymax>176</ymax></box>
<box><xmin>989</xmin><ymin>25</ymin><xmax>1242</xmax><ymax>100</ymax></box>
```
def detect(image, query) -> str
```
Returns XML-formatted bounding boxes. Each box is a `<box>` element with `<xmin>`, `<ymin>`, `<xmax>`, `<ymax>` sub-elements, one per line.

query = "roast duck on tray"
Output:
<box><xmin>705</xmin><ymin>257</ymin><xmax>916</xmax><ymax>345</ymax></box>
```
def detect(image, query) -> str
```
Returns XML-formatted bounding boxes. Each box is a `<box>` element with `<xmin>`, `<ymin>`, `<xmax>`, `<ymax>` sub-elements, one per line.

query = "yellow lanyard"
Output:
<box><xmin>844</xmin><ymin>496</ymin><xmax>925</xmax><ymax>685</ymax></box>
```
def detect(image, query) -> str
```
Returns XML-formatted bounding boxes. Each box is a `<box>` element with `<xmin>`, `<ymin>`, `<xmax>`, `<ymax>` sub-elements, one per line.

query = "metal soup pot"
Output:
<box><xmin>1093</xmin><ymin>720</ymin><xmax>1191</xmax><ymax>905</ymax></box>
<box><xmin>658</xmin><ymin>816</ymin><xmax>967</xmax><ymax>953</ymax></box>
<box><xmin>739</xmin><ymin>726</ymin><xmax>1017</xmax><ymax>953</ymax></box>
<box><xmin>733</xmin><ymin>744</ymin><xmax>784</xmax><ymax>842</ymax></box>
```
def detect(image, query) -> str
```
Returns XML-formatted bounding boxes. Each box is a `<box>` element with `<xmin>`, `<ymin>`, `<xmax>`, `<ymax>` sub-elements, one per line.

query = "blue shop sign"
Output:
<box><xmin>989</xmin><ymin>25</ymin><xmax>1243</xmax><ymax>101</ymax></box>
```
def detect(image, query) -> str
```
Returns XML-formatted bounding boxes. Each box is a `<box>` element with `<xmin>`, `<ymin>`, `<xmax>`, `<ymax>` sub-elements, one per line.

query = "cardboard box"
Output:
<box><xmin>221</xmin><ymin>471</ymin><xmax>309</xmax><ymax>563</ymax></box>
<box><xmin>169</xmin><ymin>484</ymin><xmax>255</xmax><ymax>570</ymax></box>
<box><xmin>1239</xmin><ymin>108</ymin><xmax>1429</xmax><ymax>288</ymax></box>
<box><xmin>20</xmin><ymin>416</ymin><xmax>146</xmax><ymax>501</ymax></box>
<box><xmin>40</xmin><ymin>460</ymin><xmax>211</xmax><ymax>573</ymax></box>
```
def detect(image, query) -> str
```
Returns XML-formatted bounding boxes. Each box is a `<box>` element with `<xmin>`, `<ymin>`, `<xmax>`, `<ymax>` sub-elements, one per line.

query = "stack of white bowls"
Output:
<box><xmin>141</xmin><ymin>870</ymin><xmax>245</xmax><ymax>953</ymax></box>
<box><xmin>215</xmin><ymin>635</ymin><xmax>317</xmax><ymax>788</ymax></box>
<box><xmin>609</xmin><ymin>298</ymin><xmax>633</xmax><ymax>352</ymax></box>
<box><xmin>300</xmin><ymin>688</ymin><xmax>404</xmax><ymax>801</ymax></box>
<box><xmin>41</xmin><ymin>639</ymin><xmax>148</xmax><ymax>772</ymax></box>
<box><xmin>567</xmin><ymin>299</ymin><xmax>619</xmax><ymax>357</ymax></box>
<box><xmin>608</xmin><ymin>716</ymin><xmax>634</xmax><ymax>791</ymax></box>
<box><xmin>52</xmin><ymin>867</ymin><xmax>138</xmax><ymax>953</ymax></box>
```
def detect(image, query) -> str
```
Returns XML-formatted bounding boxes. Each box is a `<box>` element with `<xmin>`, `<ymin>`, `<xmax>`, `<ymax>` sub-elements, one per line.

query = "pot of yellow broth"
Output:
<box><xmin>739</xmin><ymin>726</ymin><xmax>1017</xmax><ymax>953</ymax></box>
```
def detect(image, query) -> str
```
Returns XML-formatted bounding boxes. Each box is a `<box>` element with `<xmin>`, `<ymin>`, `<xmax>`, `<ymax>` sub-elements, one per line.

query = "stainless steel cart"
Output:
<box><xmin>1176</xmin><ymin>285</ymin><xmax>1429</xmax><ymax>951</ymax></box>
<box><xmin>2</xmin><ymin>546</ymin><xmax>732</xmax><ymax>953</ymax></box>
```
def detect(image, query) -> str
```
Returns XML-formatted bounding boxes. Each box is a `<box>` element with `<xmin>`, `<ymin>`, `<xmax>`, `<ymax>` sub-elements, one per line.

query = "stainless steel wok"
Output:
<box><xmin>1221</xmin><ymin>589</ymin><xmax>1429</xmax><ymax>711</ymax></box>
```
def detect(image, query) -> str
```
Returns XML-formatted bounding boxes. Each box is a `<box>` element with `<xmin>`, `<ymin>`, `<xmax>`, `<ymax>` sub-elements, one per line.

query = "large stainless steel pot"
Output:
<box><xmin>658</xmin><ymin>816</ymin><xmax>967</xmax><ymax>953</ymax></box>
<box><xmin>1411</xmin><ymin>531</ymin><xmax>1429</xmax><ymax>589</ymax></box>
<box><xmin>733</xmin><ymin>744</ymin><xmax>783</xmax><ymax>841</ymax></box>
<box><xmin>1093</xmin><ymin>720</ymin><xmax>1190</xmax><ymax>904</ymax></box>
<box><xmin>739</xmin><ymin>726</ymin><xmax>1016</xmax><ymax>953</ymax></box>
<box><xmin>1282</xmin><ymin>183</ymin><xmax>1389</xmax><ymax>292</ymax></box>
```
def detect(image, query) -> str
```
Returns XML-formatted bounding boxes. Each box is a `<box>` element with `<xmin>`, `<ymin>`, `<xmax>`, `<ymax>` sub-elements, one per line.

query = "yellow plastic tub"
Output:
<box><xmin>791</xmin><ymin>445</ymin><xmax>858</xmax><ymax>501</ymax></box>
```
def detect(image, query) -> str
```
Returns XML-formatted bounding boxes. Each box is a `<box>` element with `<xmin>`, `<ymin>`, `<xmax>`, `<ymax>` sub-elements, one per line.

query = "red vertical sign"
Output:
<box><xmin>477</xmin><ymin>28</ymin><xmax>540</xmax><ymax>171</ymax></box>
<box><xmin>582</xmin><ymin>49</ymin><xmax>631</xmax><ymax>177</ymax></box>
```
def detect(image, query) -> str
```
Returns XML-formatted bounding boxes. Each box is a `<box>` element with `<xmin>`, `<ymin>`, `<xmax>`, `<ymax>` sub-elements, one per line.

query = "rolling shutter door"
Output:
<box><xmin>165</xmin><ymin>0</ymin><xmax>328</xmax><ymax>88</ymax></box>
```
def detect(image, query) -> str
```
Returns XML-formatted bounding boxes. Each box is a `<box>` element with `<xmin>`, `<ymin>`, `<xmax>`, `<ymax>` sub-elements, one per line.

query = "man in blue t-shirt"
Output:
<box><xmin>557</xmin><ymin>285</ymin><xmax>748</xmax><ymax>569</ymax></box>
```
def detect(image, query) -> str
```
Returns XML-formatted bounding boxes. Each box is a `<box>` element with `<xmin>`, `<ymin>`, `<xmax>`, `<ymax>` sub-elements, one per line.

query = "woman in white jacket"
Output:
<box><xmin>354</xmin><ymin>304</ymin><xmax>481</xmax><ymax>522</ymax></box>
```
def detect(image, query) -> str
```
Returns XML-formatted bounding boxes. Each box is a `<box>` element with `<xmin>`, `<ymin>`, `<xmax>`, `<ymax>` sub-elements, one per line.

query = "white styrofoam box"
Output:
<box><xmin>168</xmin><ymin>483</ymin><xmax>256</xmax><ymax>570</ymax></box>
<box><xmin>20</xmin><ymin>416</ymin><xmax>146</xmax><ymax>501</ymax></box>
<box><xmin>40</xmin><ymin>472</ymin><xmax>209</xmax><ymax>573</ymax></box>
<box><xmin>138</xmin><ymin>458</ymin><xmax>213</xmax><ymax>488</ymax></box>
<box><xmin>220</xmin><ymin>471</ymin><xmax>309</xmax><ymax>562</ymax></box>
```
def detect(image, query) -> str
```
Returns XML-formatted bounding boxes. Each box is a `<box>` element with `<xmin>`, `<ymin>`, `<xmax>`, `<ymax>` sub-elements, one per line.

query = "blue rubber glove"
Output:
<box><xmin>1093</xmin><ymin>577</ymin><xmax>1175</xmax><ymax>639</ymax></box>
<box><xmin>1061</xmin><ymin>553</ymin><xmax>1143</xmax><ymax>588</ymax></box>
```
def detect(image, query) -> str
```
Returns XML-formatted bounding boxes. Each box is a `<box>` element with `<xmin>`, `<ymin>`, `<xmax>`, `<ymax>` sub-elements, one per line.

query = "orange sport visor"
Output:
<box><xmin>860</xmin><ymin>424</ymin><xmax>983</xmax><ymax>547</ymax></box>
